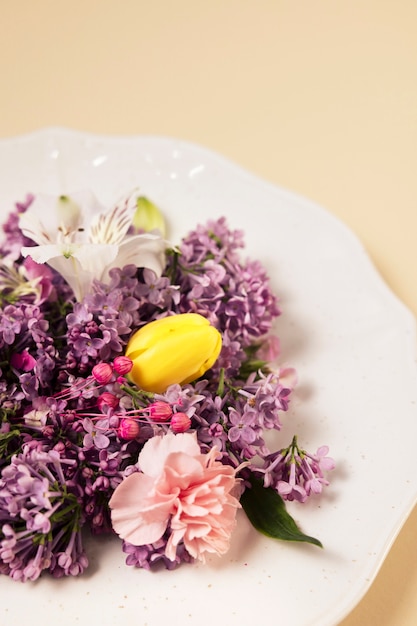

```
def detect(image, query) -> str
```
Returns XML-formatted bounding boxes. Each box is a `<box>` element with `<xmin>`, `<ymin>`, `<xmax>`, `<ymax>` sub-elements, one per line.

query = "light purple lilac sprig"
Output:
<box><xmin>260</xmin><ymin>435</ymin><xmax>336</xmax><ymax>502</ymax></box>
<box><xmin>122</xmin><ymin>530</ymin><xmax>194</xmax><ymax>571</ymax></box>
<box><xmin>0</xmin><ymin>444</ymin><xmax>87</xmax><ymax>581</ymax></box>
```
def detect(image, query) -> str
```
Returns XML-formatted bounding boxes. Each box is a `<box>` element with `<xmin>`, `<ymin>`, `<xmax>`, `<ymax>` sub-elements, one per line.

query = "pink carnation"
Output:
<box><xmin>109</xmin><ymin>432</ymin><xmax>241</xmax><ymax>562</ymax></box>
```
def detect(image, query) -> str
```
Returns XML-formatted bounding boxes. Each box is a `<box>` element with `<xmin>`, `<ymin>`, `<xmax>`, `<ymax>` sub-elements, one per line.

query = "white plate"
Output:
<box><xmin>0</xmin><ymin>128</ymin><xmax>416</xmax><ymax>626</ymax></box>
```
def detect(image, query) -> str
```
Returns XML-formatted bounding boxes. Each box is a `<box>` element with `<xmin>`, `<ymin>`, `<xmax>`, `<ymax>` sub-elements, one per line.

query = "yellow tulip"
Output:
<box><xmin>125</xmin><ymin>313</ymin><xmax>222</xmax><ymax>393</ymax></box>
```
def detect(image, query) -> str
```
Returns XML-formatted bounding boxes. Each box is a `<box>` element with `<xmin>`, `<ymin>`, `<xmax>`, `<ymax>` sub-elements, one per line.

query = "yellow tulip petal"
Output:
<box><xmin>126</xmin><ymin>313</ymin><xmax>222</xmax><ymax>393</ymax></box>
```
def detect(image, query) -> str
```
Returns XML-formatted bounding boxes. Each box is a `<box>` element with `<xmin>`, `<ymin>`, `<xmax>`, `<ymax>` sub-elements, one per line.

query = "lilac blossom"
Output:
<box><xmin>260</xmin><ymin>436</ymin><xmax>335</xmax><ymax>502</ymax></box>
<box><xmin>0</xmin><ymin>305</ymin><xmax>23</xmax><ymax>345</ymax></box>
<box><xmin>167</xmin><ymin>217</ymin><xmax>280</xmax><ymax>348</ymax></box>
<box><xmin>82</xmin><ymin>418</ymin><xmax>111</xmax><ymax>450</ymax></box>
<box><xmin>0</xmin><ymin>194</ymin><xmax>34</xmax><ymax>262</ymax></box>
<box><xmin>123</xmin><ymin>533</ymin><xmax>194</xmax><ymax>570</ymax></box>
<box><xmin>227</xmin><ymin>408</ymin><xmax>258</xmax><ymax>445</ymax></box>
<box><xmin>0</xmin><ymin>446</ymin><xmax>87</xmax><ymax>581</ymax></box>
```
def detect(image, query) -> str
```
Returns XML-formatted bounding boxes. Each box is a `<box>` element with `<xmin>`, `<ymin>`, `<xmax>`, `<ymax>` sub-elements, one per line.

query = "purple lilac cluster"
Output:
<box><xmin>166</xmin><ymin>217</ymin><xmax>281</xmax><ymax>377</ymax></box>
<box><xmin>122</xmin><ymin>529</ymin><xmax>194</xmax><ymax>571</ymax></box>
<box><xmin>64</xmin><ymin>266</ymin><xmax>179</xmax><ymax>374</ymax></box>
<box><xmin>0</xmin><ymin>196</ymin><xmax>334</xmax><ymax>580</ymax></box>
<box><xmin>0</xmin><ymin>445</ymin><xmax>87</xmax><ymax>581</ymax></box>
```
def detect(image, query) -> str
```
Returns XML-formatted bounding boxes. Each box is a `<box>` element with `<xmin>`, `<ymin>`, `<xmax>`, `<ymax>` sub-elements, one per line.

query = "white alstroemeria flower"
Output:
<box><xmin>19</xmin><ymin>190</ymin><xmax>166</xmax><ymax>301</ymax></box>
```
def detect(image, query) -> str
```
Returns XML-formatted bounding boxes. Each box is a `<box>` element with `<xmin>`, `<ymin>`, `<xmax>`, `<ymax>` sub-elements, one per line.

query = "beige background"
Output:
<box><xmin>1</xmin><ymin>1</ymin><xmax>416</xmax><ymax>623</ymax></box>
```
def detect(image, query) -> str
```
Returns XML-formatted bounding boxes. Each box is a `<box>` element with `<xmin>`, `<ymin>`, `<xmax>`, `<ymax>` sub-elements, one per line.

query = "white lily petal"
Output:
<box><xmin>72</xmin><ymin>243</ymin><xmax>119</xmax><ymax>276</ymax></box>
<box><xmin>19</xmin><ymin>207</ymin><xmax>56</xmax><ymax>246</ymax></box>
<box><xmin>105</xmin><ymin>234</ymin><xmax>166</xmax><ymax>278</ymax></box>
<box><xmin>21</xmin><ymin>243</ymin><xmax>93</xmax><ymax>301</ymax></box>
<box><xmin>21</xmin><ymin>242</ymin><xmax>119</xmax><ymax>300</ymax></box>
<box><xmin>55</xmin><ymin>195</ymin><xmax>82</xmax><ymax>234</ymax></box>
<box><xmin>89</xmin><ymin>190</ymin><xmax>138</xmax><ymax>245</ymax></box>
<box><xmin>21</xmin><ymin>244</ymin><xmax>70</xmax><ymax>264</ymax></box>
<box><xmin>46</xmin><ymin>256</ymin><xmax>94</xmax><ymax>302</ymax></box>
<box><xmin>67</xmin><ymin>190</ymin><xmax>106</xmax><ymax>228</ymax></box>
<box><xmin>19</xmin><ymin>190</ymin><xmax>104</xmax><ymax>245</ymax></box>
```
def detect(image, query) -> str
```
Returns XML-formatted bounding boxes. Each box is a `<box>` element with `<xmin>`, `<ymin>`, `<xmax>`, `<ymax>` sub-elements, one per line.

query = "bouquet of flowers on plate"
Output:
<box><xmin>0</xmin><ymin>190</ymin><xmax>334</xmax><ymax>581</ymax></box>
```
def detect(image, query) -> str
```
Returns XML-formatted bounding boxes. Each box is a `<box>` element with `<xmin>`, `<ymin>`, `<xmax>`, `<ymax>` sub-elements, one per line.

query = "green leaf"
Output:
<box><xmin>240</xmin><ymin>475</ymin><xmax>323</xmax><ymax>548</ymax></box>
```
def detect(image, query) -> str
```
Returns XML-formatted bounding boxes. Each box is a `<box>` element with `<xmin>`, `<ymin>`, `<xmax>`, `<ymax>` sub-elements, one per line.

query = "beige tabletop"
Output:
<box><xmin>1</xmin><ymin>1</ymin><xmax>416</xmax><ymax>624</ymax></box>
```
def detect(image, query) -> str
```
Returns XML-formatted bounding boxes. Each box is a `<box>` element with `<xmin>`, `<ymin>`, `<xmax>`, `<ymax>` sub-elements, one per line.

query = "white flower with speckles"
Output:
<box><xmin>19</xmin><ymin>190</ymin><xmax>166</xmax><ymax>301</ymax></box>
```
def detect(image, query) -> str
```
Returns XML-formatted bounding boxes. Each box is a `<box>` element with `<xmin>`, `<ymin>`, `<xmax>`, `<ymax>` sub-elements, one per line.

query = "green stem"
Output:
<box><xmin>216</xmin><ymin>368</ymin><xmax>225</xmax><ymax>397</ymax></box>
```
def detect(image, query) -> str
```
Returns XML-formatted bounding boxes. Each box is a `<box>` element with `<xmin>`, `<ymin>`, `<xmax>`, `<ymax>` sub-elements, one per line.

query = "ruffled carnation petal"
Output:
<box><xmin>109</xmin><ymin>472</ymin><xmax>176</xmax><ymax>545</ymax></box>
<box><xmin>138</xmin><ymin>432</ymin><xmax>201</xmax><ymax>477</ymax></box>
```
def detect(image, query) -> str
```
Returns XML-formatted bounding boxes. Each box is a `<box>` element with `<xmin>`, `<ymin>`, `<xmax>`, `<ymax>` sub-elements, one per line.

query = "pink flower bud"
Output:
<box><xmin>113</xmin><ymin>356</ymin><xmax>133</xmax><ymax>375</ymax></box>
<box><xmin>10</xmin><ymin>349</ymin><xmax>37</xmax><ymax>372</ymax></box>
<box><xmin>92</xmin><ymin>362</ymin><xmax>113</xmax><ymax>385</ymax></box>
<box><xmin>148</xmin><ymin>401</ymin><xmax>173</xmax><ymax>422</ymax></box>
<box><xmin>97</xmin><ymin>392</ymin><xmax>119</xmax><ymax>410</ymax></box>
<box><xmin>170</xmin><ymin>412</ymin><xmax>191</xmax><ymax>433</ymax></box>
<box><xmin>117</xmin><ymin>418</ymin><xmax>140</xmax><ymax>440</ymax></box>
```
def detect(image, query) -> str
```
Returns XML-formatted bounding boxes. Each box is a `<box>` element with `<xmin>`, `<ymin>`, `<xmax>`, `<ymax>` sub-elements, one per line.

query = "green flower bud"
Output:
<box><xmin>132</xmin><ymin>196</ymin><xmax>166</xmax><ymax>236</ymax></box>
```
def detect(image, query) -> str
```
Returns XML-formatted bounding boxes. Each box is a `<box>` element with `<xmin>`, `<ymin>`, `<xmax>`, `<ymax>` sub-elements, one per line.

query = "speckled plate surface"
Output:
<box><xmin>0</xmin><ymin>128</ymin><xmax>416</xmax><ymax>626</ymax></box>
